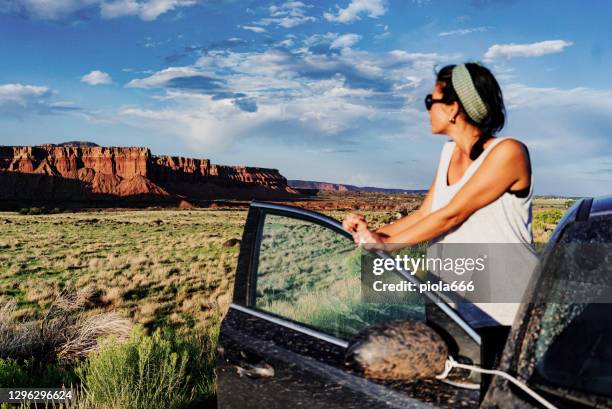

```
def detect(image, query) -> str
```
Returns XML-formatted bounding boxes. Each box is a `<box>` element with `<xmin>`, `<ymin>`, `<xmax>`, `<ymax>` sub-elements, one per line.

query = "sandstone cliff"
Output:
<box><xmin>0</xmin><ymin>145</ymin><xmax>296</xmax><ymax>206</ymax></box>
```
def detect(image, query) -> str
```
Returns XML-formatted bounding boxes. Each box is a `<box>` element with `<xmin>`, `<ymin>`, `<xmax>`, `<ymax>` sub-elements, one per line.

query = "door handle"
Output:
<box><xmin>234</xmin><ymin>361</ymin><xmax>275</xmax><ymax>379</ymax></box>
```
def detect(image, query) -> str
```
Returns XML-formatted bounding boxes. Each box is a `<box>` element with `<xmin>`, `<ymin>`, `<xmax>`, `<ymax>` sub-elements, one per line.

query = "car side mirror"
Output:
<box><xmin>345</xmin><ymin>320</ymin><xmax>449</xmax><ymax>381</ymax></box>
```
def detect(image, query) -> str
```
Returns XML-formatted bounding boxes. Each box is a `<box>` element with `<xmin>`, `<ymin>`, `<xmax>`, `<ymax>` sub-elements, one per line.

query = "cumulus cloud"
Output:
<box><xmin>120</xmin><ymin>101</ymin><xmax>252</xmax><ymax>151</ymax></box>
<box><xmin>330</xmin><ymin>33</ymin><xmax>361</xmax><ymax>49</ymax></box>
<box><xmin>0</xmin><ymin>0</ymin><xmax>196</xmax><ymax>20</ymax></box>
<box><xmin>100</xmin><ymin>0</ymin><xmax>196</xmax><ymax>21</ymax></box>
<box><xmin>303</xmin><ymin>32</ymin><xmax>338</xmax><ymax>47</ymax></box>
<box><xmin>274</xmin><ymin>37</ymin><xmax>294</xmax><ymax>48</ymax></box>
<box><xmin>252</xmin><ymin>1</ymin><xmax>315</xmax><ymax>28</ymax></box>
<box><xmin>126</xmin><ymin>67</ymin><xmax>203</xmax><ymax>88</ymax></box>
<box><xmin>81</xmin><ymin>70</ymin><xmax>113</xmax><ymax>85</ymax></box>
<box><xmin>0</xmin><ymin>83</ymin><xmax>79</xmax><ymax>116</ymax></box>
<box><xmin>484</xmin><ymin>40</ymin><xmax>573</xmax><ymax>62</ymax></box>
<box><xmin>503</xmin><ymin>83</ymin><xmax>612</xmax><ymax>113</ymax></box>
<box><xmin>301</xmin><ymin>32</ymin><xmax>361</xmax><ymax>54</ymax></box>
<box><xmin>120</xmin><ymin>44</ymin><xmax>458</xmax><ymax>150</ymax></box>
<box><xmin>0</xmin><ymin>83</ymin><xmax>51</xmax><ymax>100</ymax></box>
<box><xmin>0</xmin><ymin>0</ymin><xmax>97</xmax><ymax>19</ymax></box>
<box><xmin>324</xmin><ymin>0</ymin><xmax>386</xmax><ymax>24</ymax></box>
<box><xmin>126</xmin><ymin>66</ymin><xmax>257</xmax><ymax>113</ymax></box>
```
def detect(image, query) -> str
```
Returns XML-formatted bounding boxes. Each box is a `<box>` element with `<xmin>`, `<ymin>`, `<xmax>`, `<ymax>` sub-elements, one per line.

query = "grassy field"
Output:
<box><xmin>0</xmin><ymin>199</ymin><xmax>571</xmax><ymax>407</ymax></box>
<box><xmin>0</xmin><ymin>209</ymin><xmax>244</xmax><ymax>330</ymax></box>
<box><xmin>0</xmin><ymin>209</ymin><xmax>246</xmax><ymax>407</ymax></box>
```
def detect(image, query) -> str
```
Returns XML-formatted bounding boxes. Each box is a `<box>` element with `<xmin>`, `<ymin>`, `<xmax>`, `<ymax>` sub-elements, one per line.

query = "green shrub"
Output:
<box><xmin>0</xmin><ymin>358</ymin><xmax>79</xmax><ymax>389</ymax></box>
<box><xmin>0</xmin><ymin>358</ymin><xmax>28</xmax><ymax>387</ymax></box>
<box><xmin>17</xmin><ymin>206</ymin><xmax>63</xmax><ymax>215</ymax></box>
<box><xmin>25</xmin><ymin>359</ymin><xmax>79</xmax><ymax>387</ymax></box>
<box><xmin>535</xmin><ymin>209</ymin><xmax>564</xmax><ymax>225</ymax></box>
<box><xmin>18</xmin><ymin>207</ymin><xmax>46</xmax><ymax>215</ymax></box>
<box><xmin>77</xmin><ymin>324</ymin><xmax>219</xmax><ymax>409</ymax></box>
<box><xmin>182</xmin><ymin>322</ymin><xmax>219</xmax><ymax>402</ymax></box>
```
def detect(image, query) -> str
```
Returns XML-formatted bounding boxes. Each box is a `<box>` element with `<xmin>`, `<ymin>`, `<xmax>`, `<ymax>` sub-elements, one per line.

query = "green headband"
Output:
<box><xmin>451</xmin><ymin>63</ymin><xmax>488</xmax><ymax>123</ymax></box>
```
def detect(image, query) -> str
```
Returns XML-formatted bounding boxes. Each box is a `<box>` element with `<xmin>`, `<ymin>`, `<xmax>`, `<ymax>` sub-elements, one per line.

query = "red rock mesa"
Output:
<box><xmin>0</xmin><ymin>145</ymin><xmax>296</xmax><ymax>206</ymax></box>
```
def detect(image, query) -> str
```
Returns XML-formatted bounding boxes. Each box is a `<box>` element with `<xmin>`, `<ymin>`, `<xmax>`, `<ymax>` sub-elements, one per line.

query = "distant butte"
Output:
<box><xmin>51</xmin><ymin>141</ymin><xmax>100</xmax><ymax>147</ymax></box>
<box><xmin>0</xmin><ymin>144</ymin><xmax>297</xmax><ymax>208</ymax></box>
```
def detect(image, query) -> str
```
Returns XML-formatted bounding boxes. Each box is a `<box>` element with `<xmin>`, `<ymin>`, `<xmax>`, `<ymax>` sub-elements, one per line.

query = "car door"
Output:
<box><xmin>481</xmin><ymin>197</ymin><xmax>612</xmax><ymax>409</ymax></box>
<box><xmin>217</xmin><ymin>202</ymin><xmax>489</xmax><ymax>409</ymax></box>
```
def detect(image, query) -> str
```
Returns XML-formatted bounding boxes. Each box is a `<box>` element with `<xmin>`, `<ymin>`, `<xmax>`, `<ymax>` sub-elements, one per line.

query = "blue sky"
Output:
<box><xmin>0</xmin><ymin>0</ymin><xmax>611</xmax><ymax>196</ymax></box>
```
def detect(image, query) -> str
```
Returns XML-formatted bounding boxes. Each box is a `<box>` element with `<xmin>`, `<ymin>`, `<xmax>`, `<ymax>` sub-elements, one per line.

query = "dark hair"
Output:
<box><xmin>436</xmin><ymin>63</ymin><xmax>506</xmax><ymax>160</ymax></box>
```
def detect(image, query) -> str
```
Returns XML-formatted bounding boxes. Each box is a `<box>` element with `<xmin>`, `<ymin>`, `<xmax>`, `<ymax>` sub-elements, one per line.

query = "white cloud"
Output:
<box><xmin>330</xmin><ymin>33</ymin><xmax>361</xmax><ymax>49</ymax></box>
<box><xmin>81</xmin><ymin>70</ymin><xmax>113</xmax><ymax>85</ymax></box>
<box><xmin>0</xmin><ymin>0</ymin><xmax>196</xmax><ymax>20</ymax></box>
<box><xmin>121</xmin><ymin>99</ymin><xmax>253</xmax><ymax>151</ymax></box>
<box><xmin>300</xmin><ymin>32</ymin><xmax>361</xmax><ymax>51</ymax></box>
<box><xmin>120</xmin><ymin>46</ymin><xmax>458</xmax><ymax>151</ymax></box>
<box><xmin>438</xmin><ymin>26</ymin><xmax>489</xmax><ymax>37</ymax></box>
<box><xmin>489</xmin><ymin>64</ymin><xmax>516</xmax><ymax>82</ymax></box>
<box><xmin>484</xmin><ymin>40</ymin><xmax>573</xmax><ymax>62</ymax></box>
<box><xmin>275</xmin><ymin>38</ymin><xmax>294</xmax><ymax>48</ymax></box>
<box><xmin>487</xmin><ymin>81</ymin><xmax>612</xmax><ymax>195</ymax></box>
<box><xmin>503</xmin><ymin>83</ymin><xmax>612</xmax><ymax>113</ymax></box>
<box><xmin>0</xmin><ymin>0</ymin><xmax>98</xmax><ymax>19</ymax></box>
<box><xmin>253</xmin><ymin>1</ymin><xmax>315</xmax><ymax>28</ymax></box>
<box><xmin>0</xmin><ymin>83</ymin><xmax>79</xmax><ymax>116</ymax></box>
<box><xmin>324</xmin><ymin>0</ymin><xmax>386</xmax><ymax>24</ymax></box>
<box><xmin>100</xmin><ymin>0</ymin><xmax>195</xmax><ymax>21</ymax></box>
<box><xmin>303</xmin><ymin>32</ymin><xmax>338</xmax><ymax>47</ymax></box>
<box><xmin>125</xmin><ymin>67</ymin><xmax>203</xmax><ymax>88</ymax></box>
<box><xmin>0</xmin><ymin>83</ymin><xmax>51</xmax><ymax>100</ymax></box>
<box><xmin>238</xmin><ymin>25</ymin><xmax>266</xmax><ymax>33</ymax></box>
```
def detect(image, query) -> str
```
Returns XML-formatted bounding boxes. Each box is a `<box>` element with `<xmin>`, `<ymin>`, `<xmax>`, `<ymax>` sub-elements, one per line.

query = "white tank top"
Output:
<box><xmin>427</xmin><ymin>137</ymin><xmax>539</xmax><ymax>325</ymax></box>
<box><xmin>430</xmin><ymin>137</ymin><xmax>534</xmax><ymax>244</ymax></box>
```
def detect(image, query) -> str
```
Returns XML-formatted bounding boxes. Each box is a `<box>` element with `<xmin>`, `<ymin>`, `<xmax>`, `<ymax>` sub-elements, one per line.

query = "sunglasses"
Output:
<box><xmin>424</xmin><ymin>94</ymin><xmax>452</xmax><ymax>110</ymax></box>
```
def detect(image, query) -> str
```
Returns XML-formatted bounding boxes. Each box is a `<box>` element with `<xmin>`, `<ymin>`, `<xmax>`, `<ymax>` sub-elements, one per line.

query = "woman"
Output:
<box><xmin>342</xmin><ymin>62</ymin><xmax>538</xmax><ymax>325</ymax></box>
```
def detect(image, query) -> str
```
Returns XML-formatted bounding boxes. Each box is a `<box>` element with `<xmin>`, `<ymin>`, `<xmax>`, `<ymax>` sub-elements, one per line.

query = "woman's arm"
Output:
<box><xmin>356</xmin><ymin>139</ymin><xmax>530</xmax><ymax>250</ymax></box>
<box><xmin>342</xmin><ymin>167</ymin><xmax>437</xmax><ymax>234</ymax></box>
<box><xmin>375</xmin><ymin>165</ymin><xmax>438</xmax><ymax>237</ymax></box>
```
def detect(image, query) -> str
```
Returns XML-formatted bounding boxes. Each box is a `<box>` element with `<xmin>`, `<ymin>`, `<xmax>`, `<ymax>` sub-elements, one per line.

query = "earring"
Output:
<box><xmin>449</xmin><ymin>117</ymin><xmax>456</xmax><ymax>124</ymax></box>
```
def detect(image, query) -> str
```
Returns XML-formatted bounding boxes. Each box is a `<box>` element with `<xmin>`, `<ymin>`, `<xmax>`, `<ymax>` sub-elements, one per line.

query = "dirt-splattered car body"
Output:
<box><xmin>217</xmin><ymin>198</ymin><xmax>612</xmax><ymax>408</ymax></box>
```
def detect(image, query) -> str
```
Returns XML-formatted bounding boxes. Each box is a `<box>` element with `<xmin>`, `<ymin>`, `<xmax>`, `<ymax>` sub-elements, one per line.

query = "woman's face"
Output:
<box><xmin>429</xmin><ymin>82</ymin><xmax>454</xmax><ymax>135</ymax></box>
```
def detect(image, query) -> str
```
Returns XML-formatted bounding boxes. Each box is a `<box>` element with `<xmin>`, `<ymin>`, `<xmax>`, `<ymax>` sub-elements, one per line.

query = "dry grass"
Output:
<box><xmin>0</xmin><ymin>209</ymin><xmax>244</xmax><ymax>335</ymax></box>
<box><xmin>0</xmin><ymin>289</ymin><xmax>132</xmax><ymax>363</ymax></box>
<box><xmin>56</xmin><ymin>313</ymin><xmax>132</xmax><ymax>361</ymax></box>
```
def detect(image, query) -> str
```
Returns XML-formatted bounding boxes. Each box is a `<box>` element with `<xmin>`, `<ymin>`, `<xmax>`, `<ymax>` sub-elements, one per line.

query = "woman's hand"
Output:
<box><xmin>352</xmin><ymin>228</ymin><xmax>387</xmax><ymax>252</ymax></box>
<box><xmin>342</xmin><ymin>213</ymin><xmax>368</xmax><ymax>233</ymax></box>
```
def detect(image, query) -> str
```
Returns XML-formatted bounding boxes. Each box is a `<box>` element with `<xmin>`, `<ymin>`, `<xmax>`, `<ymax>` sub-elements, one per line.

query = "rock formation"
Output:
<box><xmin>288</xmin><ymin>179</ymin><xmax>427</xmax><ymax>194</ymax></box>
<box><xmin>0</xmin><ymin>145</ymin><xmax>296</xmax><ymax>207</ymax></box>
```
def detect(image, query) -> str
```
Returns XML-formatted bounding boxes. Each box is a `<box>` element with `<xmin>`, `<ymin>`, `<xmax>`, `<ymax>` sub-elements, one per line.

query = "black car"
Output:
<box><xmin>217</xmin><ymin>197</ymin><xmax>612</xmax><ymax>409</ymax></box>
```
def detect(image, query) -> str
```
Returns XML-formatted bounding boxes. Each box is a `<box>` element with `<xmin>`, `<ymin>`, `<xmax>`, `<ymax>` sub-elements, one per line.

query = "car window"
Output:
<box><xmin>254</xmin><ymin>213</ymin><xmax>426</xmax><ymax>340</ymax></box>
<box><xmin>533</xmin><ymin>303</ymin><xmax>611</xmax><ymax>399</ymax></box>
<box><xmin>527</xmin><ymin>217</ymin><xmax>612</xmax><ymax>402</ymax></box>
